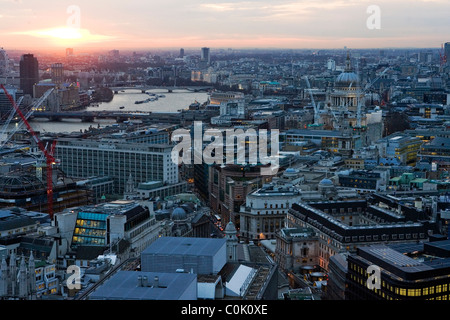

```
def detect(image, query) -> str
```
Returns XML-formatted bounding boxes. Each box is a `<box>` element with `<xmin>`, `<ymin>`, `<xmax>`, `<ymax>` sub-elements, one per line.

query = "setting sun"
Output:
<box><xmin>35</xmin><ymin>27</ymin><xmax>84</xmax><ymax>40</ymax></box>
<box><xmin>11</xmin><ymin>27</ymin><xmax>115</xmax><ymax>47</ymax></box>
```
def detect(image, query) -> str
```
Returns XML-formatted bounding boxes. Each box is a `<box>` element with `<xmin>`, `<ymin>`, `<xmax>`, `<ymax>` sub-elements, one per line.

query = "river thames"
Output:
<box><xmin>23</xmin><ymin>88</ymin><xmax>209</xmax><ymax>134</ymax></box>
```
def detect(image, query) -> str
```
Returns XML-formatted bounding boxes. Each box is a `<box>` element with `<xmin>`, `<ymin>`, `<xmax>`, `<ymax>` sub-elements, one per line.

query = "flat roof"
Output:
<box><xmin>142</xmin><ymin>236</ymin><xmax>226</xmax><ymax>257</ymax></box>
<box><xmin>89</xmin><ymin>271</ymin><xmax>197</xmax><ymax>300</ymax></box>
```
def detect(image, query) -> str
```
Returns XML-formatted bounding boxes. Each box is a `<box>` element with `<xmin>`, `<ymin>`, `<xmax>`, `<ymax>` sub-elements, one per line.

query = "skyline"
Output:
<box><xmin>0</xmin><ymin>0</ymin><xmax>449</xmax><ymax>50</ymax></box>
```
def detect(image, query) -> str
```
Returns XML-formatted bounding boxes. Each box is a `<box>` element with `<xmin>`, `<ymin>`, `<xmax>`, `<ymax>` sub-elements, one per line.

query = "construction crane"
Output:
<box><xmin>0</xmin><ymin>84</ymin><xmax>57</xmax><ymax>219</ymax></box>
<box><xmin>355</xmin><ymin>66</ymin><xmax>391</xmax><ymax>128</ymax></box>
<box><xmin>0</xmin><ymin>88</ymin><xmax>54</xmax><ymax>148</ymax></box>
<box><xmin>303</xmin><ymin>76</ymin><xmax>322</xmax><ymax>125</ymax></box>
<box><xmin>0</xmin><ymin>95</ymin><xmax>23</xmax><ymax>144</ymax></box>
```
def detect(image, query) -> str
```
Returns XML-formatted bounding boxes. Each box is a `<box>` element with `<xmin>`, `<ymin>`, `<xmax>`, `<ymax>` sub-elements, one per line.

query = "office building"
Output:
<box><xmin>59</xmin><ymin>200</ymin><xmax>160</xmax><ymax>256</ymax></box>
<box><xmin>209</xmin><ymin>164</ymin><xmax>273</xmax><ymax>227</ymax></box>
<box><xmin>140</xmin><ymin>235</ymin><xmax>278</xmax><ymax>300</ymax></box>
<box><xmin>134</xmin><ymin>180</ymin><xmax>188</xmax><ymax>200</ymax></box>
<box><xmin>0</xmin><ymin>85</ymin><xmax>24</xmax><ymax>119</ymax></box>
<box><xmin>346</xmin><ymin>240</ymin><xmax>450</xmax><ymax>300</ymax></box>
<box><xmin>283</xmin><ymin>129</ymin><xmax>360</xmax><ymax>157</ymax></box>
<box><xmin>338</xmin><ymin>170</ymin><xmax>388</xmax><ymax>193</ymax></box>
<box><xmin>200</xmin><ymin>47</ymin><xmax>210</xmax><ymax>67</ymax></box>
<box><xmin>285</xmin><ymin>195</ymin><xmax>439</xmax><ymax>271</ymax></box>
<box><xmin>141</xmin><ymin>236</ymin><xmax>227</xmax><ymax>275</ymax></box>
<box><xmin>275</xmin><ymin>227</ymin><xmax>319</xmax><ymax>273</ymax></box>
<box><xmin>0</xmin><ymin>208</ymin><xmax>45</xmax><ymax>240</ymax></box>
<box><xmin>239</xmin><ymin>183</ymin><xmax>302</xmax><ymax>242</ymax></box>
<box><xmin>19</xmin><ymin>54</ymin><xmax>39</xmax><ymax>97</ymax></box>
<box><xmin>445</xmin><ymin>42</ymin><xmax>450</xmax><ymax>65</ymax></box>
<box><xmin>375</xmin><ymin>134</ymin><xmax>423</xmax><ymax>166</ymax></box>
<box><xmin>50</xmin><ymin>63</ymin><xmax>64</xmax><ymax>85</ymax></box>
<box><xmin>0</xmin><ymin>48</ymin><xmax>9</xmax><ymax>78</ymax></box>
<box><xmin>55</xmin><ymin>138</ymin><xmax>178</xmax><ymax>195</ymax></box>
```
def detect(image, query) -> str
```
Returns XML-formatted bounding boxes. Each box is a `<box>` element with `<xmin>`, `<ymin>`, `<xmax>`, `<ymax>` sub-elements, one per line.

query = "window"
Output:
<box><xmin>408</xmin><ymin>289</ymin><xmax>421</xmax><ymax>297</ymax></box>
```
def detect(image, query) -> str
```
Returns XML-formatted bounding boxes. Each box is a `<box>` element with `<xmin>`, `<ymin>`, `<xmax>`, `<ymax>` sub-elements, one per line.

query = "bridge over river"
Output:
<box><xmin>108</xmin><ymin>85</ymin><xmax>213</xmax><ymax>93</ymax></box>
<box><xmin>31</xmin><ymin>110</ymin><xmax>155</xmax><ymax>122</ymax></box>
<box><xmin>31</xmin><ymin>108</ymin><xmax>218</xmax><ymax>124</ymax></box>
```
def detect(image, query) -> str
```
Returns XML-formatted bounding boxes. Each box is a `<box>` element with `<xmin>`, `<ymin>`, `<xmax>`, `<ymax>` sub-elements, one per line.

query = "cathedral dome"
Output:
<box><xmin>335</xmin><ymin>72</ymin><xmax>359</xmax><ymax>86</ymax></box>
<box><xmin>335</xmin><ymin>51</ymin><xmax>359</xmax><ymax>87</ymax></box>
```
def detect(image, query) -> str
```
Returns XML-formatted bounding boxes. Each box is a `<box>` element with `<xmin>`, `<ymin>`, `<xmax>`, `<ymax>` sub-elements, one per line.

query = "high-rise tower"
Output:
<box><xmin>19</xmin><ymin>54</ymin><xmax>39</xmax><ymax>96</ymax></box>
<box><xmin>51</xmin><ymin>63</ymin><xmax>64</xmax><ymax>85</ymax></box>
<box><xmin>200</xmin><ymin>47</ymin><xmax>210</xmax><ymax>67</ymax></box>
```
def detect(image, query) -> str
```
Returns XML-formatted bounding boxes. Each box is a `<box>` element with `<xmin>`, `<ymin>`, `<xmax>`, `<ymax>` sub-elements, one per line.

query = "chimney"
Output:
<box><xmin>142</xmin><ymin>275</ymin><xmax>148</xmax><ymax>287</ymax></box>
<box><xmin>153</xmin><ymin>276</ymin><xmax>159</xmax><ymax>288</ymax></box>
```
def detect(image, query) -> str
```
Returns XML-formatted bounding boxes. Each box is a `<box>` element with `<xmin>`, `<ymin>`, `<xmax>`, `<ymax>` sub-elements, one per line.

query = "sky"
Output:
<box><xmin>0</xmin><ymin>0</ymin><xmax>449</xmax><ymax>51</ymax></box>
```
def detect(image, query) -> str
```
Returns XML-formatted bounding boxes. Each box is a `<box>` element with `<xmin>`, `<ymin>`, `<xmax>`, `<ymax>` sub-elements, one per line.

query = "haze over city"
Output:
<box><xmin>2</xmin><ymin>0</ymin><xmax>450</xmax><ymax>309</ymax></box>
<box><xmin>1</xmin><ymin>0</ymin><xmax>449</xmax><ymax>50</ymax></box>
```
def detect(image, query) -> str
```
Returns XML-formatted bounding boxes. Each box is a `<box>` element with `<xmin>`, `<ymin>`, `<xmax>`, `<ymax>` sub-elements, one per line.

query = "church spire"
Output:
<box><xmin>28</xmin><ymin>251</ymin><xmax>36</xmax><ymax>299</ymax></box>
<box><xmin>18</xmin><ymin>256</ymin><xmax>28</xmax><ymax>298</ymax></box>
<box><xmin>225</xmin><ymin>221</ymin><xmax>238</xmax><ymax>262</ymax></box>
<box><xmin>0</xmin><ymin>258</ymin><xmax>7</xmax><ymax>297</ymax></box>
<box><xmin>345</xmin><ymin>50</ymin><xmax>352</xmax><ymax>72</ymax></box>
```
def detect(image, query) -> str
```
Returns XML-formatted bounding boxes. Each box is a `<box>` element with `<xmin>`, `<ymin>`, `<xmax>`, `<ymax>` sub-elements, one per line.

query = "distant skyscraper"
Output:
<box><xmin>0</xmin><ymin>48</ymin><xmax>9</xmax><ymax>78</ymax></box>
<box><xmin>445</xmin><ymin>42</ymin><xmax>450</xmax><ymax>64</ymax></box>
<box><xmin>19</xmin><ymin>54</ymin><xmax>39</xmax><ymax>97</ymax></box>
<box><xmin>66</xmin><ymin>48</ymin><xmax>74</xmax><ymax>57</ymax></box>
<box><xmin>51</xmin><ymin>63</ymin><xmax>64</xmax><ymax>85</ymax></box>
<box><xmin>179</xmin><ymin>48</ymin><xmax>185</xmax><ymax>58</ymax></box>
<box><xmin>201</xmin><ymin>47</ymin><xmax>210</xmax><ymax>65</ymax></box>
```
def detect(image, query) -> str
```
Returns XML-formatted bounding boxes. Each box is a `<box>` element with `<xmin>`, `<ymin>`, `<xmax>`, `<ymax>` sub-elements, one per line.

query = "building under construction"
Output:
<box><xmin>0</xmin><ymin>164</ymin><xmax>93</xmax><ymax>215</ymax></box>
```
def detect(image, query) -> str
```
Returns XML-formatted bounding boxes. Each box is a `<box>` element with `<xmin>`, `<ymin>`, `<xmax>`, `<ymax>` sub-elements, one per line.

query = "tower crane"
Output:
<box><xmin>0</xmin><ymin>88</ymin><xmax>54</xmax><ymax>148</ymax></box>
<box><xmin>303</xmin><ymin>76</ymin><xmax>322</xmax><ymax>125</ymax></box>
<box><xmin>0</xmin><ymin>95</ymin><xmax>23</xmax><ymax>144</ymax></box>
<box><xmin>0</xmin><ymin>84</ymin><xmax>57</xmax><ymax>219</ymax></box>
<box><xmin>355</xmin><ymin>66</ymin><xmax>391</xmax><ymax>128</ymax></box>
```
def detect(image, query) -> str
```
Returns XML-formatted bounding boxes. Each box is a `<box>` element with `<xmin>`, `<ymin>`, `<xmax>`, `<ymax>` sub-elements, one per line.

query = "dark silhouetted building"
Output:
<box><xmin>19</xmin><ymin>54</ymin><xmax>39</xmax><ymax>97</ymax></box>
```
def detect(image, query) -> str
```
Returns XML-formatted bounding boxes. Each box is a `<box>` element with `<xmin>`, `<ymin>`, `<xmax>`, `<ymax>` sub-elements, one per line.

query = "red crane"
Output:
<box><xmin>0</xmin><ymin>84</ymin><xmax>57</xmax><ymax>219</ymax></box>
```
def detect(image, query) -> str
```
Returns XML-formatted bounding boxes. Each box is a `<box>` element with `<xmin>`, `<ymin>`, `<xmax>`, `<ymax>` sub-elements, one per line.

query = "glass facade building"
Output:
<box><xmin>72</xmin><ymin>211</ymin><xmax>108</xmax><ymax>248</ymax></box>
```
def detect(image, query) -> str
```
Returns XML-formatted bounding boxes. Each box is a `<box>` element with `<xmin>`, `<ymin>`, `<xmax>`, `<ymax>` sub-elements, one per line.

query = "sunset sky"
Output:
<box><xmin>1</xmin><ymin>0</ymin><xmax>449</xmax><ymax>50</ymax></box>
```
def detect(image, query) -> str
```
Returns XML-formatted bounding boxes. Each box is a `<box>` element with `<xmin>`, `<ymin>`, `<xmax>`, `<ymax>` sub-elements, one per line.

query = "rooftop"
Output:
<box><xmin>89</xmin><ymin>271</ymin><xmax>197</xmax><ymax>300</ymax></box>
<box><xmin>141</xmin><ymin>236</ymin><xmax>226</xmax><ymax>257</ymax></box>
